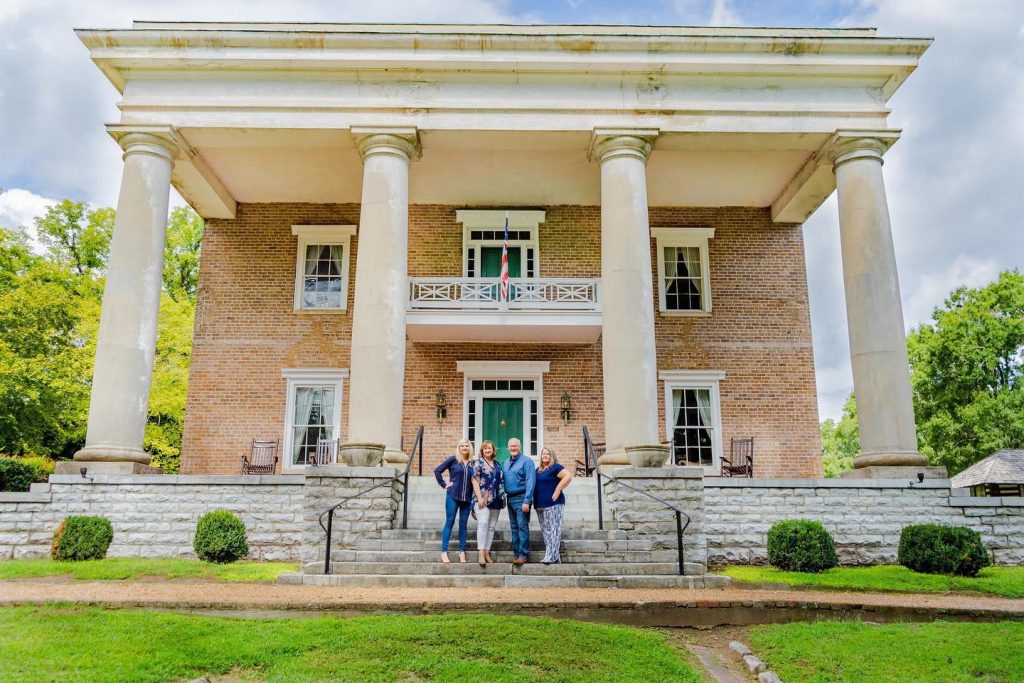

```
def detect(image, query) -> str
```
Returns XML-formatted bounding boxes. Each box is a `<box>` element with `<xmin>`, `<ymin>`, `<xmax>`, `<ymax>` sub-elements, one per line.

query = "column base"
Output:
<box><xmin>597</xmin><ymin>449</ymin><xmax>629</xmax><ymax>467</ymax></box>
<box><xmin>56</xmin><ymin>460</ymin><xmax>161</xmax><ymax>475</ymax></box>
<box><xmin>841</xmin><ymin>465</ymin><xmax>948</xmax><ymax>480</ymax></box>
<box><xmin>853</xmin><ymin>451</ymin><xmax>929</xmax><ymax>468</ymax></box>
<box><xmin>384</xmin><ymin>448</ymin><xmax>410</xmax><ymax>466</ymax></box>
<box><xmin>73</xmin><ymin>445</ymin><xmax>152</xmax><ymax>465</ymax></box>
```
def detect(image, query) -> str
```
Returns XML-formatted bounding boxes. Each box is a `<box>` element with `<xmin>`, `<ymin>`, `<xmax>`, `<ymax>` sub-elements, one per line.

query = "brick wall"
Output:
<box><xmin>182</xmin><ymin>203</ymin><xmax>820</xmax><ymax>476</ymax></box>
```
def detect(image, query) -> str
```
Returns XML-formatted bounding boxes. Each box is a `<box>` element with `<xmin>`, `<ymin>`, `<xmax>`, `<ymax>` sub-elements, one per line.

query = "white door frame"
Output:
<box><xmin>456</xmin><ymin>361</ymin><xmax>549</xmax><ymax>458</ymax></box>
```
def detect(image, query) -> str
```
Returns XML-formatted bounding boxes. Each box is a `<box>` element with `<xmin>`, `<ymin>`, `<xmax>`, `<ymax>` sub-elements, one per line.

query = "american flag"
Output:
<box><xmin>499</xmin><ymin>212</ymin><xmax>510</xmax><ymax>302</ymax></box>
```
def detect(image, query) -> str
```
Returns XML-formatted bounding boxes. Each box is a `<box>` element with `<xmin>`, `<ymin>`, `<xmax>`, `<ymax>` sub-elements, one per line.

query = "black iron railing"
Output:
<box><xmin>317</xmin><ymin>426</ymin><xmax>423</xmax><ymax>575</ymax></box>
<box><xmin>582</xmin><ymin>426</ymin><xmax>604</xmax><ymax>530</ymax></box>
<box><xmin>602</xmin><ymin>473</ymin><xmax>691</xmax><ymax>576</ymax></box>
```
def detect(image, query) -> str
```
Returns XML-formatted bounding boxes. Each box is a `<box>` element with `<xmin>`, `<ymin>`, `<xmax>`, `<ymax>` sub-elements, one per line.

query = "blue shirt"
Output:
<box><xmin>434</xmin><ymin>456</ymin><xmax>473</xmax><ymax>503</ymax></box>
<box><xmin>534</xmin><ymin>463</ymin><xmax>566</xmax><ymax>509</ymax></box>
<box><xmin>502</xmin><ymin>452</ymin><xmax>536</xmax><ymax>501</ymax></box>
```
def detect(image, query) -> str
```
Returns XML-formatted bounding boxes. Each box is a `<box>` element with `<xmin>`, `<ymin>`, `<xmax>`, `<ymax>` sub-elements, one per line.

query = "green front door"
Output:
<box><xmin>482</xmin><ymin>398</ymin><xmax>524</xmax><ymax>464</ymax></box>
<box><xmin>480</xmin><ymin>247</ymin><xmax>521</xmax><ymax>278</ymax></box>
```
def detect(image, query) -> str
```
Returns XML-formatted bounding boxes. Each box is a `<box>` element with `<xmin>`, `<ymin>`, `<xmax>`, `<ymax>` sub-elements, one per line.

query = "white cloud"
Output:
<box><xmin>0</xmin><ymin>188</ymin><xmax>57</xmax><ymax>240</ymax></box>
<box><xmin>708</xmin><ymin>0</ymin><xmax>741</xmax><ymax>26</ymax></box>
<box><xmin>903</xmin><ymin>256</ymin><xmax>1002</xmax><ymax>328</ymax></box>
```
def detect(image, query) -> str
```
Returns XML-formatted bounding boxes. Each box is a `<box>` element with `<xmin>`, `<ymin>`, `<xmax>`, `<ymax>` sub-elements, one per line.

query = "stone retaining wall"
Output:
<box><xmin>704</xmin><ymin>479</ymin><xmax>1024</xmax><ymax>566</ymax></box>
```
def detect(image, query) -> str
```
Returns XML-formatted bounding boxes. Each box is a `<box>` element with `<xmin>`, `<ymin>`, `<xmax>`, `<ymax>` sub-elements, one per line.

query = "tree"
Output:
<box><xmin>33</xmin><ymin>200</ymin><xmax>113</xmax><ymax>277</ymax></box>
<box><xmin>908</xmin><ymin>270</ymin><xmax>1024</xmax><ymax>474</ymax></box>
<box><xmin>820</xmin><ymin>392</ymin><xmax>859</xmax><ymax>477</ymax></box>
<box><xmin>163</xmin><ymin>207</ymin><xmax>203</xmax><ymax>302</ymax></box>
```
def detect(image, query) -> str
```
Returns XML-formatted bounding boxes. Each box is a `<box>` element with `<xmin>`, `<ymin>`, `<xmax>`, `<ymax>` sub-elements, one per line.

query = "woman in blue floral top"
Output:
<box><xmin>470</xmin><ymin>440</ymin><xmax>505</xmax><ymax>566</ymax></box>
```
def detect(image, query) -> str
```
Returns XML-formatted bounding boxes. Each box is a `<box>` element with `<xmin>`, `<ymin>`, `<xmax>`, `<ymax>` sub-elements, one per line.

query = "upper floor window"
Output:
<box><xmin>456</xmin><ymin>210</ymin><xmax>545</xmax><ymax>279</ymax></box>
<box><xmin>652</xmin><ymin>228</ymin><xmax>714</xmax><ymax>314</ymax></box>
<box><xmin>291</xmin><ymin>225</ymin><xmax>356</xmax><ymax>312</ymax></box>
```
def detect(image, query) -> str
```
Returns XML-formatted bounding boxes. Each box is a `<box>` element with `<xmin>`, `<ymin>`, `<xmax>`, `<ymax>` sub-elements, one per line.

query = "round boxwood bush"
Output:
<box><xmin>898</xmin><ymin>524</ymin><xmax>990</xmax><ymax>577</ymax></box>
<box><xmin>0</xmin><ymin>457</ymin><xmax>43</xmax><ymax>492</ymax></box>
<box><xmin>193</xmin><ymin>510</ymin><xmax>249</xmax><ymax>563</ymax></box>
<box><xmin>51</xmin><ymin>516</ymin><xmax>114</xmax><ymax>561</ymax></box>
<box><xmin>766</xmin><ymin>519</ymin><xmax>838</xmax><ymax>572</ymax></box>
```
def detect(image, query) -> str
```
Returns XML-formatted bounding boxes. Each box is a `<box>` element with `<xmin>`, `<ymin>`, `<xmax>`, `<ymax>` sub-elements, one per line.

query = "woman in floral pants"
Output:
<box><xmin>533</xmin><ymin>446</ymin><xmax>573</xmax><ymax>564</ymax></box>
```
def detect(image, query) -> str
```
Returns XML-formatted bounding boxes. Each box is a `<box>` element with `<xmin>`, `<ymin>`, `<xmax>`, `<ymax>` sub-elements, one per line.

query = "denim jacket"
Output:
<box><xmin>502</xmin><ymin>453</ymin><xmax>536</xmax><ymax>501</ymax></box>
<box><xmin>434</xmin><ymin>455</ymin><xmax>473</xmax><ymax>503</ymax></box>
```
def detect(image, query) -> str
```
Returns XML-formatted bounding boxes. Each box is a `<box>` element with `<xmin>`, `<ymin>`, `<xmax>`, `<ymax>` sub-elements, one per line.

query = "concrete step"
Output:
<box><xmin>380</xmin><ymin>527</ymin><xmax>624</xmax><ymax>540</ymax></box>
<box><xmin>356</xmin><ymin>538</ymin><xmax>658</xmax><ymax>552</ymax></box>
<box><xmin>329</xmin><ymin>549</ymin><xmax>683</xmax><ymax>563</ymax></box>
<box><xmin>282</xmin><ymin>572</ymin><xmax>731</xmax><ymax>589</ymax></box>
<box><xmin>304</xmin><ymin>561</ymin><xmax>704</xmax><ymax>576</ymax></box>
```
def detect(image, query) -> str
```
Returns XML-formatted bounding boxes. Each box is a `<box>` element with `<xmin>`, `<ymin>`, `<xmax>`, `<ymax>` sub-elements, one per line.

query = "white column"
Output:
<box><xmin>75</xmin><ymin>132</ymin><xmax>176</xmax><ymax>466</ymax></box>
<box><xmin>831</xmin><ymin>135</ymin><xmax>926</xmax><ymax>468</ymax></box>
<box><xmin>346</xmin><ymin>128</ymin><xmax>418</xmax><ymax>464</ymax></box>
<box><xmin>592</xmin><ymin>130</ymin><xmax>661</xmax><ymax>463</ymax></box>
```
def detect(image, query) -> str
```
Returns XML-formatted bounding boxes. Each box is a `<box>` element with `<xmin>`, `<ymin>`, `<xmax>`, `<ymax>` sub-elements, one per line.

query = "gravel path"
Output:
<box><xmin>1</xmin><ymin>580</ymin><xmax>1022</xmax><ymax>617</ymax></box>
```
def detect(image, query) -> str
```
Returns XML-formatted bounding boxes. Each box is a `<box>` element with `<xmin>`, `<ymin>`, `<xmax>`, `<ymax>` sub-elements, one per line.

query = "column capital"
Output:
<box><xmin>827</xmin><ymin>130</ymin><xmax>900</xmax><ymax>170</ymax></box>
<box><xmin>106</xmin><ymin>125</ymin><xmax>182</xmax><ymax>163</ymax></box>
<box><xmin>352</xmin><ymin>127</ymin><xmax>421</xmax><ymax>161</ymax></box>
<box><xmin>589</xmin><ymin>128</ymin><xmax>659</xmax><ymax>164</ymax></box>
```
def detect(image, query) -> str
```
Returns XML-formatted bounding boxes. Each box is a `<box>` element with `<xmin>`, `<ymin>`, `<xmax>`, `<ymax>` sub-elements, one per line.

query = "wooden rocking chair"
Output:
<box><xmin>721</xmin><ymin>437</ymin><xmax>754</xmax><ymax>477</ymax></box>
<box><xmin>241</xmin><ymin>438</ymin><xmax>279</xmax><ymax>475</ymax></box>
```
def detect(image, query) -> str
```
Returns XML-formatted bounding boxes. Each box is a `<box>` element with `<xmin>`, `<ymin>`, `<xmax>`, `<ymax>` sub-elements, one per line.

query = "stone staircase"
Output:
<box><xmin>284</xmin><ymin>474</ymin><xmax>729</xmax><ymax>589</ymax></box>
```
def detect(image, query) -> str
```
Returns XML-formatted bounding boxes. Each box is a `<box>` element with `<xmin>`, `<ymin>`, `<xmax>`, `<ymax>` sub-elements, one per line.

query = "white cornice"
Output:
<box><xmin>291</xmin><ymin>225</ymin><xmax>357</xmax><ymax>239</ymax></box>
<box><xmin>456</xmin><ymin>361</ymin><xmax>550</xmax><ymax>376</ymax></box>
<box><xmin>455</xmin><ymin>210</ymin><xmax>546</xmax><ymax>230</ymax></box>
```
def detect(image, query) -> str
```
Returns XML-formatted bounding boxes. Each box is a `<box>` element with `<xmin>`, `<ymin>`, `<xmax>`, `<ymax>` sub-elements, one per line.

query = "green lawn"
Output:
<box><xmin>0</xmin><ymin>558</ymin><xmax>297</xmax><ymax>582</ymax></box>
<box><xmin>0</xmin><ymin>606</ymin><xmax>704</xmax><ymax>683</ymax></box>
<box><xmin>750</xmin><ymin>620</ymin><xmax>1024</xmax><ymax>683</ymax></box>
<box><xmin>721</xmin><ymin>564</ymin><xmax>1024</xmax><ymax>598</ymax></box>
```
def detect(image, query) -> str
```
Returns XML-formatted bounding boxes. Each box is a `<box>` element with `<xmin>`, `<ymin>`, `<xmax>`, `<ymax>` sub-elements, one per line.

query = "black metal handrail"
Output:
<box><xmin>602</xmin><ymin>472</ymin><xmax>692</xmax><ymax>576</ymax></box>
<box><xmin>316</xmin><ymin>426</ymin><xmax>423</xmax><ymax>574</ymax></box>
<box><xmin>582</xmin><ymin>426</ymin><xmax>605</xmax><ymax>531</ymax></box>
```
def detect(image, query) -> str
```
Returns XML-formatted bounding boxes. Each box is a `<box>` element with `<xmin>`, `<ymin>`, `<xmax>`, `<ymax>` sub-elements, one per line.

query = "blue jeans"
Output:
<box><xmin>441</xmin><ymin>496</ymin><xmax>471</xmax><ymax>553</ymax></box>
<box><xmin>506</xmin><ymin>494</ymin><xmax>531</xmax><ymax>560</ymax></box>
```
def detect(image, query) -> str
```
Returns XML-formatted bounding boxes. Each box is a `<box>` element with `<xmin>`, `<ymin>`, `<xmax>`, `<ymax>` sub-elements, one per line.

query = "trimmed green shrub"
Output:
<box><xmin>898</xmin><ymin>524</ymin><xmax>990</xmax><ymax>577</ymax></box>
<box><xmin>0</xmin><ymin>457</ymin><xmax>42</xmax><ymax>492</ymax></box>
<box><xmin>193</xmin><ymin>510</ymin><xmax>249</xmax><ymax>564</ymax></box>
<box><xmin>766</xmin><ymin>519</ymin><xmax>839</xmax><ymax>572</ymax></box>
<box><xmin>51</xmin><ymin>516</ymin><xmax>114</xmax><ymax>561</ymax></box>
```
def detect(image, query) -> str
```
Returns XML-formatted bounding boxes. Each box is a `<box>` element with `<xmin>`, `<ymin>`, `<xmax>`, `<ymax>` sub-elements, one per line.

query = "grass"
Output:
<box><xmin>721</xmin><ymin>564</ymin><xmax>1024</xmax><ymax>598</ymax></box>
<box><xmin>0</xmin><ymin>558</ymin><xmax>297</xmax><ymax>582</ymax></box>
<box><xmin>0</xmin><ymin>606</ymin><xmax>705</xmax><ymax>682</ymax></box>
<box><xmin>750</xmin><ymin>620</ymin><xmax>1024</xmax><ymax>683</ymax></box>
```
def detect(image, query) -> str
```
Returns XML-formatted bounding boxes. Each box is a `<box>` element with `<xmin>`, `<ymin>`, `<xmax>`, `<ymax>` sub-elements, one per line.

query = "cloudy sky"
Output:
<box><xmin>1</xmin><ymin>0</ymin><xmax>1021</xmax><ymax>420</ymax></box>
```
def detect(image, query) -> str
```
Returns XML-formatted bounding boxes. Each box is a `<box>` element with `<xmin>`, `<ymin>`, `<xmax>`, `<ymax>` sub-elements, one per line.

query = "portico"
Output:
<box><xmin>72</xmin><ymin>22</ymin><xmax>932</xmax><ymax>478</ymax></box>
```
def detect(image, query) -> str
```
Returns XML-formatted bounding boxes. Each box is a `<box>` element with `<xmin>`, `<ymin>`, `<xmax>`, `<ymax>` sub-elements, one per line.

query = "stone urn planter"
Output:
<box><xmin>624</xmin><ymin>443</ymin><xmax>671</xmax><ymax>468</ymax></box>
<box><xmin>337</xmin><ymin>442</ymin><xmax>385</xmax><ymax>467</ymax></box>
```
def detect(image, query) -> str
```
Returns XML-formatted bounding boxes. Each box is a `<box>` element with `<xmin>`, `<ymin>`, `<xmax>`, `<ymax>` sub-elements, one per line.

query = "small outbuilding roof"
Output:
<box><xmin>950</xmin><ymin>449</ymin><xmax>1024</xmax><ymax>488</ymax></box>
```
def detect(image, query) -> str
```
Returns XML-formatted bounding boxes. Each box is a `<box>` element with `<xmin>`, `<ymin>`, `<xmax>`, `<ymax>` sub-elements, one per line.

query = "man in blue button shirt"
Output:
<box><xmin>501</xmin><ymin>438</ymin><xmax>536</xmax><ymax>565</ymax></box>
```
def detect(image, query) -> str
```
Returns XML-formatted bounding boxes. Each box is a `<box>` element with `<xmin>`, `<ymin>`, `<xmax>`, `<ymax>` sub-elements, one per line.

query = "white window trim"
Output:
<box><xmin>280</xmin><ymin>367</ymin><xmax>349</xmax><ymax>473</ymax></box>
<box><xmin>457</xmin><ymin>360</ymin><xmax>549</xmax><ymax>459</ymax></box>
<box><xmin>456</xmin><ymin>210</ymin><xmax>545</xmax><ymax>278</ymax></box>
<box><xmin>291</xmin><ymin>224</ymin><xmax>357</xmax><ymax>313</ymax></box>
<box><xmin>652</xmin><ymin>227</ymin><xmax>715</xmax><ymax>315</ymax></box>
<box><xmin>659</xmin><ymin>369</ymin><xmax>725</xmax><ymax>474</ymax></box>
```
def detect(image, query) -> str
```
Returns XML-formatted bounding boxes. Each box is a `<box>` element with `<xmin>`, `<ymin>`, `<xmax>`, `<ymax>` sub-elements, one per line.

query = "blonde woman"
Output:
<box><xmin>471</xmin><ymin>440</ymin><xmax>505</xmax><ymax>566</ymax></box>
<box><xmin>534</xmin><ymin>446</ymin><xmax>573</xmax><ymax>565</ymax></box>
<box><xmin>433</xmin><ymin>438</ymin><xmax>474</xmax><ymax>563</ymax></box>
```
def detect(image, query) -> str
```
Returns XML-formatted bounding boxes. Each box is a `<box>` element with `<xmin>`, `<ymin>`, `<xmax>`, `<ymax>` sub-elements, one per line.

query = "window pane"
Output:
<box><xmin>664</xmin><ymin>246</ymin><xmax>703</xmax><ymax>311</ymax></box>
<box><xmin>670</xmin><ymin>387</ymin><xmax>714</xmax><ymax>467</ymax></box>
<box><xmin>300</xmin><ymin>243</ymin><xmax>345</xmax><ymax>309</ymax></box>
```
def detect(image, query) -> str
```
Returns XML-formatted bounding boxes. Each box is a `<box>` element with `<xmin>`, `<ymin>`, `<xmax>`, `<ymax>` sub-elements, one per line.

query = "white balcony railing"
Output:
<box><xmin>409</xmin><ymin>277</ymin><xmax>601</xmax><ymax>311</ymax></box>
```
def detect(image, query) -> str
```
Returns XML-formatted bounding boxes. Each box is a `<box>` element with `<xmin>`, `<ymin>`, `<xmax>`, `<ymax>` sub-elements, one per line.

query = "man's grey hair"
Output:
<box><xmin>507</xmin><ymin>438</ymin><xmax>522</xmax><ymax>447</ymax></box>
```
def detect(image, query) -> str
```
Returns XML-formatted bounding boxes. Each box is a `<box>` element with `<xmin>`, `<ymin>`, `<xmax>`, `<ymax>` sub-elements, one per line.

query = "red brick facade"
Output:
<box><xmin>181</xmin><ymin>203</ymin><xmax>821</xmax><ymax>477</ymax></box>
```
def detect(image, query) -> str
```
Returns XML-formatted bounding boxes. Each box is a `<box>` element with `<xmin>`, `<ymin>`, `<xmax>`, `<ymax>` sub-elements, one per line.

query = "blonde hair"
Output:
<box><xmin>479</xmin><ymin>440</ymin><xmax>497</xmax><ymax>460</ymax></box>
<box><xmin>455</xmin><ymin>438</ymin><xmax>474</xmax><ymax>464</ymax></box>
<box><xmin>538</xmin><ymin>446</ymin><xmax>558</xmax><ymax>471</ymax></box>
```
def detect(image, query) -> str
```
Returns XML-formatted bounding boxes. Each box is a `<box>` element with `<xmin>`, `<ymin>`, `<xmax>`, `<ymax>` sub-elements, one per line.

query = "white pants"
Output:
<box><xmin>476</xmin><ymin>506</ymin><xmax>501</xmax><ymax>550</ymax></box>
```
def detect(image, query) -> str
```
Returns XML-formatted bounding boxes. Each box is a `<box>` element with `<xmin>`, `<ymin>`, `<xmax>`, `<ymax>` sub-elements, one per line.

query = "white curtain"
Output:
<box><xmin>671</xmin><ymin>389</ymin><xmax>684</xmax><ymax>464</ymax></box>
<box><xmin>695</xmin><ymin>389</ymin><xmax>712</xmax><ymax>431</ymax></box>
<box><xmin>303</xmin><ymin>245</ymin><xmax>320</xmax><ymax>307</ymax></box>
<box><xmin>291</xmin><ymin>387</ymin><xmax>316</xmax><ymax>464</ymax></box>
<box><xmin>683</xmin><ymin>247</ymin><xmax>702</xmax><ymax>296</ymax></box>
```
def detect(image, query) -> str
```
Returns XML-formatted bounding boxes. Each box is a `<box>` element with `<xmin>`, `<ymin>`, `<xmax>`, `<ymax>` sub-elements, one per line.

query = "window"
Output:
<box><xmin>281</xmin><ymin>368</ymin><xmax>348</xmax><ymax>471</ymax></box>
<box><xmin>456</xmin><ymin>210</ymin><xmax>545</xmax><ymax>279</ymax></box>
<box><xmin>292</xmin><ymin>225</ymin><xmax>356</xmax><ymax>311</ymax></box>
<box><xmin>660</xmin><ymin>370</ymin><xmax>725</xmax><ymax>470</ymax></box>
<box><xmin>652</xmin><ymin>228</ymin><xmax>714</xmax><ymax>314</ymax></box>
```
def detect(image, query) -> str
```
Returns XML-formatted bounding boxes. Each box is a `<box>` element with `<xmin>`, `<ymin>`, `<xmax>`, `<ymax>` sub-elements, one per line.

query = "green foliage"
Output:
<box><xmin>750</xmin><ymin>620</ymin><xmax>1024</xmax><ymax>683</ymax></box>
<box><xmin>193</xmin><ymin>510</ymin><xmax>249</xmax><ymax>563</ymax></box>
<box><xmin>766</xmin><ymin>519</ymin><xmax>838</xmax><ymax>572</ymax></box>
<box><xmin>0</xmin><ymin>456</ymin><xmax>42</xmax><ymax>492</ymax></box>
<box><xmin>908</xmin><ymin>270</ymin><xmax>1024</xmax><ymax>474</ymax></box>
<box><xmin>163</xmin><ymin>207</ymin><xmax>203</xmax><ymax>302</ymax></box>
<box><xmin>898</xmin><ymin>524</ymin><xmax>990</xmax><ymax>577</ymax></box>
<box><xmin>720</xmin><ymin>564</ymin><xmax>1024</xmax><ymax>598</ymax></box>
<box><xmin>0</xmin><ymin>201</ymin><xmax>201</xmax><ymax>469</ymax></box>
<box><xmin>0</xmin><ymin>558</ymin><xmax>297</xmax><ymax>582</ymax></box>
<box><xmin>821</xmin><ymin>392</ymin><xmax>859</xmax><ymax>477</ymax></box>
<box><xmin>50</xmin><ymin>516</ymin><xmax>114</xmax><ymax>561</ymax></box>
<box><xmin>0</xmin><ymin>609</ymin><xmax>704</xmax><ymax>682</ymax></box>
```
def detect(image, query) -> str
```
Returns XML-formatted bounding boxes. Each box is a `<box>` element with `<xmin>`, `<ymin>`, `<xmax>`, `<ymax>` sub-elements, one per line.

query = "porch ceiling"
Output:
<box><xmin>177</xmin><ymin>128</ymin><xmax>826</xmax><ymax>217</ymax></box>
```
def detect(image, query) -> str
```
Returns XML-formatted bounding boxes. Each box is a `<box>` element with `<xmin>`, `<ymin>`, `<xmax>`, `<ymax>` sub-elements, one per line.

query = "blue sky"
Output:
<box><xmin>1</xmin><ymin>0</ymin><xmax>1021</xmax><ymax>421</ymax></box>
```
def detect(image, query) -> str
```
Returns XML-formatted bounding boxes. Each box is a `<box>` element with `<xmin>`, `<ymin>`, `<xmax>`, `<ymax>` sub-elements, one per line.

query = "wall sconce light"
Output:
<box><xmin>435</xmin><ymin>391</ymin><xmax>448</xmax><ymax>424</ymax></box>
<box><xmin>560</xmin><ymin>392</ymin><xmax>572</xmax><ymax>423</ymax></box>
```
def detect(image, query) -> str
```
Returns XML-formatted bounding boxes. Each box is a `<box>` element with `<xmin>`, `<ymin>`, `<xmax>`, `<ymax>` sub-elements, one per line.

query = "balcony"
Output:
<box><xmin>406</xmin><ymin>277</ymin><xmax>602</xmax><ymax>343</ymax></box>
